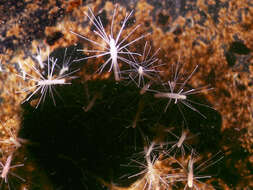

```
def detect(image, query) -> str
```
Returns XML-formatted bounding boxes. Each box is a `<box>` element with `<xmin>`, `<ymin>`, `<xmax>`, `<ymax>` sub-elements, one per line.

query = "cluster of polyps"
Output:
<box><xmin>17</xmin><ymin>48</ymin><xmax>79</xmax><ymax>108</ymax></box>
<box><xmin>68</xmin><ymin>7</ymin><xmax>222</xmax><ymax>189</ymax></box>
<box><xmin>7</xmin><ymin>5</ymin><xmax>223</xmax><ymax>190</ymax></box>
<box><xmin>70</xmin><ymin>7</ymin><xmax>214</xmax><ymax>119</ymax></box>
<box><xmin>0</xmin><ymin>121</ymin><xmax>25</xmax><ymax>190</ymax></box>
<box><xmin>70</xmin><ymin>7</ymin><xmax>150</xmax><ymax>81</ymax></box>
<box><xmin>128</xmin><ymin>142</ymin><xmax>171</xmax><ymax>190</ymax></box>
<box><xmin>127</xmin><ymin>141</ymin><xmax>223</xmax><ymax>190</ymax></box>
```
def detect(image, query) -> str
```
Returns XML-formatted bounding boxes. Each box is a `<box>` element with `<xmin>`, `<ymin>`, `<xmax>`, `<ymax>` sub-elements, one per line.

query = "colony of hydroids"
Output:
<box><xmin>0</xmin><ymin>6</ymin><xmax>224</xmax><ymax>190</ymax></box>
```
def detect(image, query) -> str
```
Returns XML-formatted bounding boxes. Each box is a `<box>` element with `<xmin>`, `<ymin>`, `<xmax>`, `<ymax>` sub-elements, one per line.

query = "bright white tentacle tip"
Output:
<box><xmin>32</xmin><ymin>47</ymin><xmax>45</xmax><ymax>69</ymax></box>
<box><xmin>0</xmin><ymin>57</ymin><xmax>3</xmax><ymax>72</ymax></box>
<box><xmin>18</xmin><ymin>61</ymin><xmax>26</xmax><ymax>80</ymax></box>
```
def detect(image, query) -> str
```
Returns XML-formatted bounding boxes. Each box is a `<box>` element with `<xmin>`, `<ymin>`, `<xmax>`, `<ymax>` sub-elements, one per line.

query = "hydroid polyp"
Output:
<box><xmin>127</xmin><ymin>142</ymin><xmax>174</xmax><ymax>190</ymax></box>
<box><xmin>174</xmin><ymin>150</ymin><xmax>224</xmax><ymax>190</ymax></box>
<box><xmin>164</xmin><ymin>127</ymin><xmax>195</xmax><ymax>159</ymax></box>
<box><xmin>70</xmin><ymin>7</ymin><xmax>149</xmax><ymax>81</ymax></box>
<box><xmin>58</xmin><ymin>48</ymin><xmax>73</xmax><ymax>76</ymax></box>
<box><xmin>123</xmin><ymin>41</ymin><xmax>162</xmax><ymax>88</ymax></box>
<box><xmin>17</xmin><ymin>49</ymin><xmax>79</xmax><ymax>108</ymax></box>
<box><xmin>0</xmin><ymin>154</ymin><xmax>25</xmax><ymax>190</ymax></box>
<box><xmin>153</xmin><ymin>61</ymin><xmax>214</xmax><ymax>119</ymax></box>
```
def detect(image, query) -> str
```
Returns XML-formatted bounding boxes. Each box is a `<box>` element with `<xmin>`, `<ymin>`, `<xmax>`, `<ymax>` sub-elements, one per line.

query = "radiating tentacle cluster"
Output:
<box><xmin>17</xmin><ymin>48</ymin><xmax>79</xmax><ymax>108</ymax></box>
<box><xmin>127</xmin><ymin>140</ymin><xmax>223</xmax><ymax>190</ymax></box>
<box><xmin>70</xmin><ymin>7</ymin><xmax>149</xmax><ymax>81</ymax></box>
